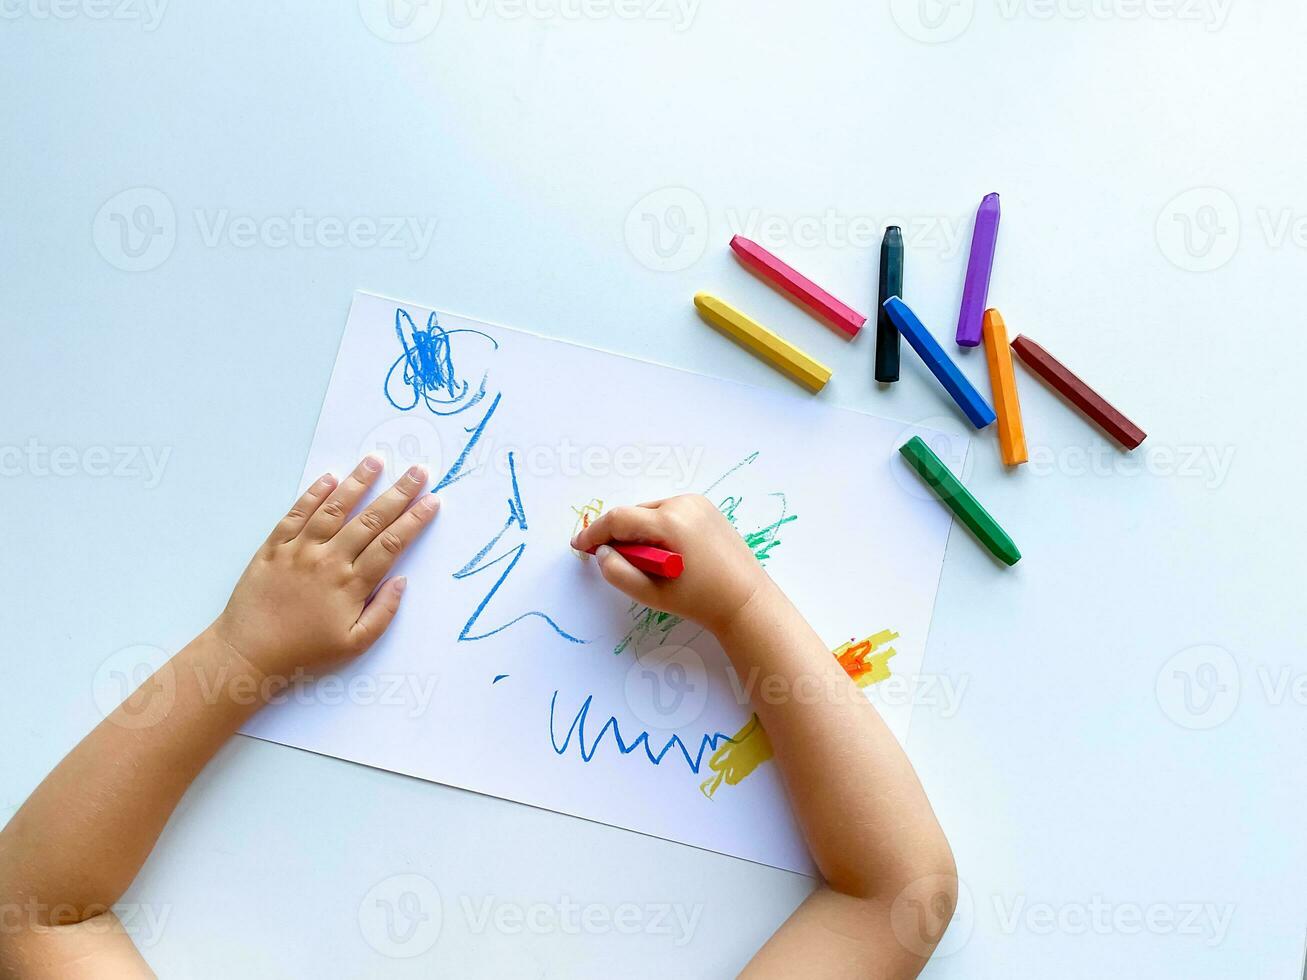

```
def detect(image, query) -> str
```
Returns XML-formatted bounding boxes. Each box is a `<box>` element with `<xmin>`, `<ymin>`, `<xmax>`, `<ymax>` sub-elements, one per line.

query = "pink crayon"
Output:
<box><xmin>956</xmin><ymin>193</ymin><xmax>1001</xmax><ymax>348</ymax></box>
<box><xmin>729</xmin><ymin>235</ymin><xmax>866</xmax><ymax>338</ymax></box>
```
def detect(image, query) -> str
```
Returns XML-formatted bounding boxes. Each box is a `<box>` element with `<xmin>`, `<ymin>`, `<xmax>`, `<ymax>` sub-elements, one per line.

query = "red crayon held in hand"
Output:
<box><xmin>587</xmin><ymin>543</ymin><xmax>685</xmax><ymax>579</ymax></box>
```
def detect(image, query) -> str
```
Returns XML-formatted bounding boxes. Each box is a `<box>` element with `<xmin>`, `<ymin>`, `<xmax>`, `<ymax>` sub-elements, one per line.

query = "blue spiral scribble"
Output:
<box><xmin>384</xmin><ymin>308</ymin><xmax>498</xmax><ymax>416</ymax></box>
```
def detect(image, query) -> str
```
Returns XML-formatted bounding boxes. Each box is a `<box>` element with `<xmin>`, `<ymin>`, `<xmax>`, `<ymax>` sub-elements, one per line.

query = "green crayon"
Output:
<box><xmin>899</xmin><ymin>436</ymin><xmax>1021</xmax><ymax>566</ymax></box>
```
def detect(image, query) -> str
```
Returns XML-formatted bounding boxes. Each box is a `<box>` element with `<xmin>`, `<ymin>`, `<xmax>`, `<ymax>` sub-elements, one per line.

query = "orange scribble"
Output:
<box><xmin>570</xmin><ymin>498</ymin><xmax>605</xmax><ymax>560</ymax></box>
<box><xmin>700</xmin><ymin>713</ymin><xmax>773</xmax><ymax>800</ymax></box>
<box><xmin>833</xmin><ymin>629</ymin><xmax>900</xmax><ymax>688</ymax></box>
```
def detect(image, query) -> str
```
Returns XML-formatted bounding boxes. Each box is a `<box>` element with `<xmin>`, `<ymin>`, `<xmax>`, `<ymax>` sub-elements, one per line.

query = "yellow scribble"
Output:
<box><xmin>570</xmin><ymin>498</ymin><xmax>605</xmax><ymax>560</ymax></box>
<box><xmin>701</xmin><ymin>628</ymin><xmax>901</xmax><ymax>799</ymax></box>
<box><xmin>833</xmin><ymin>629</ymin><xmax>900</xmax><ymax>688</ymax></box>
<box><xmin>700</xmin><ymin>713</ymin><xmax>773</xmax><ymax>800</ymax></box>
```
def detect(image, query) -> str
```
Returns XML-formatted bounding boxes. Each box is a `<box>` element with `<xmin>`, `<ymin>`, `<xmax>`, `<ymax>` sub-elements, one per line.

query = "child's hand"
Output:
<box><xmin>570</xmin><ymin>495</ymin><xmax>774</xmax><ymax>636</ymax></box>
<box><xmin>212</xmin><ymin>456</ymin><xmax>440</xmax><ymax>681</ymax></box>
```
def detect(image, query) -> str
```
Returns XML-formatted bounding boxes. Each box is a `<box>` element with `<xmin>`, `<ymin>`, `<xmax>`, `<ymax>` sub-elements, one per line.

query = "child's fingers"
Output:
<box><xmin>352</xmin><ymin>494</ymin><xmax>441</xmax><ymax>588</ymax></box>
<box><xmin>332</xmin><ymin>465</ymin><xmax>429</xmax><ymax>558</ymax></box>
<box><xmin>349</xmin><ymin>577</ymin><xmax>407</xmax><ymax>651</ymax></box>
<box><xmin>594</xmin><ymin>545</ymin><xmax>661</xmax><ymax>606</ymax></box>
<box><xmin>268</xmin><ymin>473</ymin><xmax>338</xmax><ymax>545</ymax></box>
<box><xmin>302</xmin><ymin>455</ymin><xmax>385</xmax><ymax>542</ymax></box>
<box><xmin>573</xmin><ymin>505</ymin><xmax>665</xmax><ymax>553</ymax></box>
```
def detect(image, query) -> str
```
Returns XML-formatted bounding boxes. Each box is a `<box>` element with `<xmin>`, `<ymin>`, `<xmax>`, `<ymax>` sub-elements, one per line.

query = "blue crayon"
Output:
<box><xmin>882</xmin><ymin>297</ymin><xmax>997</xmax><ymax>429</ymax></box>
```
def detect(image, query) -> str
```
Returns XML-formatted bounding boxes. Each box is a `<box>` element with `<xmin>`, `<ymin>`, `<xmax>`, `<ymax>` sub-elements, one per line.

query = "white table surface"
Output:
<box><xmin>2</xmin><ymin>2</ymin><xmax>1304</xmax><ymax>976</ymax></box>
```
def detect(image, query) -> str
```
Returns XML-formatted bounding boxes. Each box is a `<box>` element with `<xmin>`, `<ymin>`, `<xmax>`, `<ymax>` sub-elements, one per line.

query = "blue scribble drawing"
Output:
<box><xmin>376</xmin><ymin>304</ymin><xmax>579</xmax><ymax>655</ymax></box>
<box><xmin>384</xmin><ymin>308</ymin><xmax>498</xmax><ymax>416</ymax></box>
<box><xmin>550</xmin><ymin>691</ymin><xmax>733</xmax><ymax>774</ymax></box>
<box><xmin>453</xmin><ymin>453</ymin><xmax>586</xmax><ymax>645</ymax></box>
<box><xmin>432</xmin><ymin>392</ymin><xmax>502</xmax><ymax>494</ymax></box>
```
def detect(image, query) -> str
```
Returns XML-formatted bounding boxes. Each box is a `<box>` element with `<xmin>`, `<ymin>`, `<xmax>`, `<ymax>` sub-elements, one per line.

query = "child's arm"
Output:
<box><xmin>0</xmin><ymin>457</ymin><xmax>438</xmax><ymax>978</ymax></box>
<box><xmin>573</xmin><ymin>495</ymin><xmax>957</xmax><ymax>979</ymax></box>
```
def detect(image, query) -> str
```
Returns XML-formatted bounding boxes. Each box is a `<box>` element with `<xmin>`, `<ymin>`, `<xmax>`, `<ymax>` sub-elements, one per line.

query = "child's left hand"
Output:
<box><xmin>211</xmin><ymin>455</ymin><xmax>440</xmax><ymax>681</ymax></box>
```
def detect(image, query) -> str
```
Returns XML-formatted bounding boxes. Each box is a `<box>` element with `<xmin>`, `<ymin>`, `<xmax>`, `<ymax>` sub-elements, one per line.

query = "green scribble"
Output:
<box><xmin>613</xmin><ymin>454</ymin><xmax>797</xmax><ymax>656</ymax></box>
<box><xmin>614</xmin><ymin>606</ymin><xmax>683</xmax><ymax>657</ymax></box>
<box><xmin>720</xmin><ymin>491</ymin><xmax>796</xmax><ymax>565</ymax></box>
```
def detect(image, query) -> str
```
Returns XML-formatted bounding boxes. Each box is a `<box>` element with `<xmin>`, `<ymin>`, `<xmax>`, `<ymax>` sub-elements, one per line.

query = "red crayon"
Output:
<box><xmin>587</xmin><ymin>543</ymin><xmax>684</xmax><ymax>579</ymax></box>
<box><xmin>1010</xmin><ymin>335</ymin><xmax>1147</xmax><ymax>450</ymax></box>
<box><xmin>729</xmin><ymin>235</ymin><xmax>866</xmax><ymax>338</ymax></box>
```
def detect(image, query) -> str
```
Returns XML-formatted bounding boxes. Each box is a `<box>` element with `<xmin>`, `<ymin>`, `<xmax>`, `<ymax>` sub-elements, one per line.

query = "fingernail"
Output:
<box><xmin>569</xmin><ymin>535</ymin><xmax>580</xmax><ymax>549</ymax></box>
<box><xmin>318</xmin><ymin>472</ymin><xmax>336</xmax><ymax>487</ymax></box>
<box><xmin>421</xmin><ymin>494</ymin><xmax>441</xmax><ymax>513</ymax></box>
<box><xmin>363</xmin><ymin>454</ymin><xmax>384</xmax><ymax>473</ymax></box>
<box><xmin>394</xmin><ymin>576</ymin><xmax>407</xmax><ymax>593</ymax></box>
<box><xmin>407</xmin><ymin>464</ymin><xmax>427</xmax><ymax>482</ymax></box>
<box><xmin>595</xmin><ymin>545</ymin><xmax>614</xmax><ymax>561</ymax></box>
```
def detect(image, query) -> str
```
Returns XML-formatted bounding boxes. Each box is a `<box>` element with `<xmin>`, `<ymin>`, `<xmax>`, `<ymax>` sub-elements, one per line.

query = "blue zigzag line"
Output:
<box><xmin>549</xmin><ymin>691</ymin><xmax>732</xmax><ymax>774</ymax></box>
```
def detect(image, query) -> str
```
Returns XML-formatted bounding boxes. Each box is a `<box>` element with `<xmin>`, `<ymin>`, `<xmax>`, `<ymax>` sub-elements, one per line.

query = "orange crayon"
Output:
<box><xmin>982</xmin><ymin>309</ymin><xmax>1028</xmax><ymax>466</ymax></box>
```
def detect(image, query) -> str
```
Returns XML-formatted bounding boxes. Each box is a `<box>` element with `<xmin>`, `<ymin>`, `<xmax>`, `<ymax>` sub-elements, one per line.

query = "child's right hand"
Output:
<box><xmin>570</xmin><ymin>495</ymin><xmax>776</xmax><ymax>637</ymax></box>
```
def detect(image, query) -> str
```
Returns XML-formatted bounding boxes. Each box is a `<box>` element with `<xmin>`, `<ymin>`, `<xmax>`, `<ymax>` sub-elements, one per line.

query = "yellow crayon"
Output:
<box><xmin>982</xmin><ymin>308</ymin><xmax>1029</xmax><ymax>466</ymax></box>
<box><xmin>694</xmin><ymin>293</ymin><xmax>832</xmax><ymax>393</ymax></box>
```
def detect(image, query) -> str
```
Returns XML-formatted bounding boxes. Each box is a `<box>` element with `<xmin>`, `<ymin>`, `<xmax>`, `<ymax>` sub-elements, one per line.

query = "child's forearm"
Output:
<box><xmin>715</xmin><ymin>580</ymin><xmax>955</xmax><ymax>900</ymax></box>
<box><xmin>0</xmin><ymin>627</ymin><xmax>268</xmax><ymax>924</ymax></box>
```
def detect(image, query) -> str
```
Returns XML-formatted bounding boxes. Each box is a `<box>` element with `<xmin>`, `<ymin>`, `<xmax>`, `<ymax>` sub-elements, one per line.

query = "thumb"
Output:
<box><xmin>594</xmin><ymin>545</ymin><xmax>660</xmax><ymax>607</ymax></box>
<box><xmin>351</xmin><ymin>576</ymin><xmax>407</xmax><ymax>652</ymax></box>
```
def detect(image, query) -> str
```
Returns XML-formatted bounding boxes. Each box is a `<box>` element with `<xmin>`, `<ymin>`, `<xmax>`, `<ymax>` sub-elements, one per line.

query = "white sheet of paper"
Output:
<box><xmin>242</xmin><ymin>290</ymin><xmax>966</xmax><ymax>875</ymax></box>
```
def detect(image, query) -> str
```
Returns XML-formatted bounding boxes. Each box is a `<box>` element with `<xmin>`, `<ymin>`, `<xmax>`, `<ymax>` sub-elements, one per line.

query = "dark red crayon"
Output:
<box><xmin>1010</xmin><ymin>335</ymin><xmax>1147</xmax><ymax>450</ymax></box>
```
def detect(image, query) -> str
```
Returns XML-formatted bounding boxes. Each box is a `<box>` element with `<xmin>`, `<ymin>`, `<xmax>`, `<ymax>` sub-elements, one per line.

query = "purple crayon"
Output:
<box><xmin>956</xmin><ymin>192</ymin><xmax>1001</xmax><ymax>348</ymax></box>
